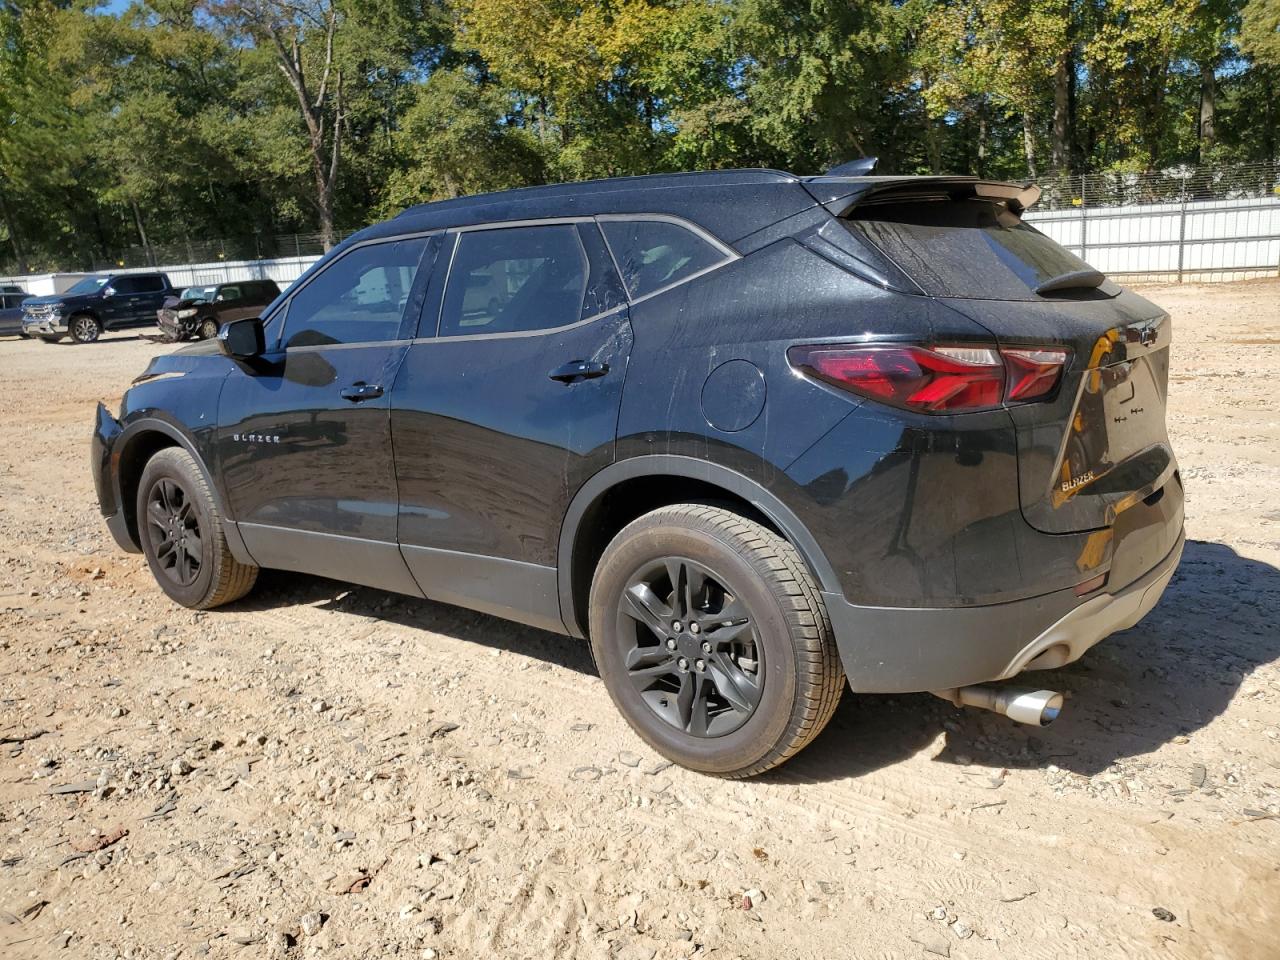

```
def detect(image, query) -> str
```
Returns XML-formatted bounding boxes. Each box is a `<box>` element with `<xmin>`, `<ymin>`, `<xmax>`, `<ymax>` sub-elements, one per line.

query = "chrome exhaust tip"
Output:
<box><xmin>933</xmin><ymin>685</ymin><xmax>1064</xmax><ymax>726</ymax></box>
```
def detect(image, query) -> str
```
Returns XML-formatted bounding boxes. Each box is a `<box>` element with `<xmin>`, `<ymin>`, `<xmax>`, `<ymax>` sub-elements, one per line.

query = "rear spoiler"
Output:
<box><xmin>801</xmin><ymin>176</ymin><xmax>1043</xmax><ymax>218</ymax></box>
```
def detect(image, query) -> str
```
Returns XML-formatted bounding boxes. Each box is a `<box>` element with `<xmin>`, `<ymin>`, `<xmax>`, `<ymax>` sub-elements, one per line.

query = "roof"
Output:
<box><xmin>368</xmin><ymin>168</ymin><xmax>817</xmax><ymax>246</ymax></box>
<box><xmin>350</xmin><ymin>168</ymin><xmax>1035</xmax><ymax>250</ymax></box>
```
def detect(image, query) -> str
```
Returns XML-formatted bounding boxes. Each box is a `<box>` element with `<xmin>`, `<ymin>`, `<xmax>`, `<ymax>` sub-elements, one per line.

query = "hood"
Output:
<box><xmin>162</xmin><ymin>295</ymin><xmax>207</xmax><ymax>309</ymax></box>
<box><xmin>24</xmin><ymin>292</ymin><xmax>101</xmax><ymax>307</ymax></box>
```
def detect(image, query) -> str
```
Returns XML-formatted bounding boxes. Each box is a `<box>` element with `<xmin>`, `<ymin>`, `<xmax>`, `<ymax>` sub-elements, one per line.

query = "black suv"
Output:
<box><xmin>23</xmin><ymin>272</ymin><xmax>173</xmax><ymax>343</ymax></box>
<box><xmin>157</xmin><ymin>279</ymin><xmax>283</xmax><ymax>342</ymax></box>
<box><xmin>92</xmin><ymin>169</ymin><xmax>1183</xmax><ymax>776</ymax></box>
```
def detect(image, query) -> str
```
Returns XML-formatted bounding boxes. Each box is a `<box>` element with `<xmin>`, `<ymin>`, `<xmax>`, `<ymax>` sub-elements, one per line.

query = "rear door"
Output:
<box><xmin>216</xmin><ymin>234</ymin><xmax>438</xmax><ymax>595</ymax></box>
<box><xmin>389</xmin><ymin>220</ymin><xmax>631</xmax><ymax>630</ymax></box>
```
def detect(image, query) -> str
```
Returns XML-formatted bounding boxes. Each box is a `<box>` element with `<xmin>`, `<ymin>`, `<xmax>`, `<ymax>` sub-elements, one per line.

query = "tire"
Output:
<box><xmin>136</xmin><ymin>447</ymin><xmax>258</xmax><ymax>609</ymax></box>
<box><xmin>588</xmin><ymin>504</ymin><xmax>844</xmax><ymax>778</ymax></box>
<box><xmin>69</xmin><ymin>313</ymin><xmax>101</xmax><ymax>344</ymax></box>
<box><xmin>198</xmin><ymin>318</ymin><xmax>220</xmax><ymax>340</ymax></box>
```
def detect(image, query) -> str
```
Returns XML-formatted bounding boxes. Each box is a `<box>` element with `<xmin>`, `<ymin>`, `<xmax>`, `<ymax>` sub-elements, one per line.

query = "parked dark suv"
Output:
<box><xmin>91</xmin><ymin>169</ymin><xmax>1183</xmax><ymax>776</ymax></box>
<box><xmin>158</xmin><ymin>279</ymin><xmax>282</xmax><ymax>342</ymax></box>
<box><xmin>23</xmin><ymin>272</ymin><xmax>173</xmax><ymax>343</ymax></box>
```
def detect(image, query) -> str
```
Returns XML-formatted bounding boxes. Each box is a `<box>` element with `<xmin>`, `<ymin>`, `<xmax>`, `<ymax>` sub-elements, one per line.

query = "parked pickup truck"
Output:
<box><xmin>22</xmin><ymin>272</ymin><xmax>173</xmax><ymax>343</ymax></box>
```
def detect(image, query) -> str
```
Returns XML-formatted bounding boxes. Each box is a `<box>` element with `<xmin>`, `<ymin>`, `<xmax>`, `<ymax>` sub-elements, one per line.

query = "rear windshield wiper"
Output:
<box><xmin>1035</xmin><ymin>268</ymin><xmax>1106</xmax><ymax>295</ymax></box>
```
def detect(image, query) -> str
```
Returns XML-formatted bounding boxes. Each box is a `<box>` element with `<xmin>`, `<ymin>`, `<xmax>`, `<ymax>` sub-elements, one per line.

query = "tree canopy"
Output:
<box><xmin>0</xmin><ymin>0</ymin><xmax>1275</xmax><ymax>271</ymax></box>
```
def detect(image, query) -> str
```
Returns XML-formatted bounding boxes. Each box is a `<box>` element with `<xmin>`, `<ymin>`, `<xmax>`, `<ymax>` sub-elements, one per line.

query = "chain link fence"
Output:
<box><xmin>4</xmin><ymin>162</ymin><xmax>1279</xmax><ymax>287</ymax></box>
<box><xmin>0</xmin><ymin>230</ymin><xmax>360</xmax><ymax>279</ymax></box>
<box><xmin>1035</xmin><ymin>161</ymin><xmax>1280</xmax><ymax>210</ymax></box>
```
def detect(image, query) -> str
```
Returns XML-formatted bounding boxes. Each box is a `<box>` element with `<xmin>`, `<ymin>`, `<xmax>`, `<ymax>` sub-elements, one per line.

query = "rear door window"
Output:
<box><xmin>439</xmin><ymin>224</ymin><xmax>588</xmax><ymax>337</ymax></box>
<box><xmin>599</xmin><ymin>218</ymin><xmax>731</xmax><ymax>300</ymax></box>
<box><xmin>843</xmin><ymin>198</ymin><xmax>1100</xmax><ymax>301</ymax></box>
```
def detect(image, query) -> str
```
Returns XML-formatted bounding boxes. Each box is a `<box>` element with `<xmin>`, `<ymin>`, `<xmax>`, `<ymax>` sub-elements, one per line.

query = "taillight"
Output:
<box><xmin>788</xmin><ymin>343</ymin><xmax>1068</xmax><ymax>413</ymax></box>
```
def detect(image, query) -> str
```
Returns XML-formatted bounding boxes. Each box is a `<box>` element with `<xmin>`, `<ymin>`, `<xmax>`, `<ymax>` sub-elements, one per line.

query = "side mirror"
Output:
<box><xmin>218</xmin><ymin>317</ymin><xmax>265</xmax><ymax>359</ymax></box>
<box><xmin>101</xmin><ymin>286</ymin><xmax>116</xmax><ymax>298</ymax></box>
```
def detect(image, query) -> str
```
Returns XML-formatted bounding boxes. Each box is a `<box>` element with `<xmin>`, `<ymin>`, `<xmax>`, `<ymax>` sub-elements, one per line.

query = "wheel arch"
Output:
<box><xmin>113</xmin><ymin>418</ymin><xmax>250</xmax><ymax>563</ymax></box>
<box><xmin>557</xmin><ymin>456</ymin><xmax>840</xmax><ymax>638</ymax></box>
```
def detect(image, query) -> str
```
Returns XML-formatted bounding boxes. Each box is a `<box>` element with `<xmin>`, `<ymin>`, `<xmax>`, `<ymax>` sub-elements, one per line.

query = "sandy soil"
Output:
<box><xmin>1</xmin><ymin>282</ymin><xmax>1278</xmax><ymax>960</ymax></box>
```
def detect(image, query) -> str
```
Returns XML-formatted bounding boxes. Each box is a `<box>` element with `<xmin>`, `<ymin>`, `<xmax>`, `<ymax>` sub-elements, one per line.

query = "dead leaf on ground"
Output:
<box><xmin>70</xmin><ymin>825</ymin><xmax>127</xmax><ymax>853</ymax></box>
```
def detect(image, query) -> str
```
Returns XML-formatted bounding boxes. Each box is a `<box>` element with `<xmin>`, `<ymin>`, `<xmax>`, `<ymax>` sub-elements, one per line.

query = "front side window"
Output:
<box><xmin>282</xmin><ymin>237</ymin><xmax>428</xmax><ymax>347</ymax></box>
<box><xmin>440</xmin><ymin>225</ymin><xmax>587</xmax><ymax>337</ymax></box>
<box><xmin>599</xmin><ymin>219</ymin><xmax>730</xmax><ymax>300</ymax></box>
<box><xmin>217</xmin><ymin>285</ymin><xmax>242</xmax><ymax>302</ymax></box>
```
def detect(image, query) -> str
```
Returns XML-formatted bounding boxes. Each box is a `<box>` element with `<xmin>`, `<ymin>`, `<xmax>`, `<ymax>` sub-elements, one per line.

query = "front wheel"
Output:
<box><xmin>198</xmin><ymin>318</ymin><xmax>220</xmax><ymax>340</ymax></box>
<box><xmin>137</xmin><ymin>447</ymin><xmax>258</xmax><ymax>609</ymax></box>
<box><xmin>69</xmin><ymin>313</ymin><xmax>101</xmax><ymax>344</ymax></box>
<box><xmin>588</xmin><ymin>504</ymin><xmax>844</xmax><ymax>778</ymax></box>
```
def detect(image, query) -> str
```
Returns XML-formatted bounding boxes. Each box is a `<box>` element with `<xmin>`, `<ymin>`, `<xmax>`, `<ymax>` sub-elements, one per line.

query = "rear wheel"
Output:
<box><xmin>136</xmin><ymin>447</ymin><xmax>258</xmax><ymax>609</ymax></box>
<box><xmin>198</xmin><ymin>317</ymin><xmax>219</xmax><ymax>340</ymax></box>
<box><xmin>69</xmin><ymin>313</ymin><xmax>101</xmax><ymax>344</ymax></box>
<box><xmin>588</xmin><ymin>504</ymin><xmax>844</xmax><ymax>777</ymax></box>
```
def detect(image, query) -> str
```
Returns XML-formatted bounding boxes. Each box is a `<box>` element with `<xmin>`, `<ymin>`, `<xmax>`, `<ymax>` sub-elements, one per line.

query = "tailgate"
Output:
<box><xmin>946</xmin><ymin>292</ymin><xmax>1177</xmax><ymax>533</ymax></box>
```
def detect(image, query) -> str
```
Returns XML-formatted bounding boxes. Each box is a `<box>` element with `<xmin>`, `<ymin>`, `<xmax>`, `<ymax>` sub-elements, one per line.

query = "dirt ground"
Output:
<box><xmin>1</xmin><ymin>281</ymin><xmax>1278</xmax><ymax>960</ymax></box>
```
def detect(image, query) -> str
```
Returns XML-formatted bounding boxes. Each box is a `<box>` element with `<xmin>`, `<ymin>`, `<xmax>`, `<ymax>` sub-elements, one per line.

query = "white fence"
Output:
<box><xmin>3</xmin><ymin>194</ymin><xmax>1279</xmax><ymax>294</ymax></box>
<box><xmin>0</xmin><ymin>255</ymin><xmax>321</xmax><ymax>298</ymax></box>
<box><xmin>1024</xmin><ymin>195</ymin><xmax>1280</xmax><ymax>283</ymax></box>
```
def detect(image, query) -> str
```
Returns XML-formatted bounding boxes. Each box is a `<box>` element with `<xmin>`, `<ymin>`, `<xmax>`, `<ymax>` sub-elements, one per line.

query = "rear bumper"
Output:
<box><xmin>827</xmin><ymin>528</ymin><xmax>1184</xmax><ymax>694</ymax></box>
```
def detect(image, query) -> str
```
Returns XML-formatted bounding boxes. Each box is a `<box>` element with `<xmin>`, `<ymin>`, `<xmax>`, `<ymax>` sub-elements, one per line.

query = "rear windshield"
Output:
<box><xmin>843</xmin><ymin>198</ymin><xmax>1101</xmax><ymax>301</ymax></box>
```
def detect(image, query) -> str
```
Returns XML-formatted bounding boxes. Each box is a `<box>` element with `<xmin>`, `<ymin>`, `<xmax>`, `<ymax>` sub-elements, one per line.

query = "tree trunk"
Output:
<box><xmin>1198</xmin><ymin>62</ymin><xmax>1216</xmax><ymax>159</ymax></box>
<box><xmin>1022</xmin><ymin>112</ymin><xmax>1038</xmax><ymax>180</ymax></box>
<box><xmin>1052</xmin><ymin>56</ymin><xmax>1071</xmax><ymax>173</ymax></box>
<box><xmin>0</xmin><ymin>185</ymin><xmax>29</xmax><ymax>274</ymax></box>
<box><xmin>925</xmin><ymin>115</ymin><xmax>942</xmax><ymax>174</ymax></box>
<box><xmin>131</xmin><ymin>199</ymin><xmax>154</xmax><ymax>266</ymax></box>
<box><xmin>976</xmin><ymin>101</ymin><xmax>988</xmax><ymax>178</ymax></box>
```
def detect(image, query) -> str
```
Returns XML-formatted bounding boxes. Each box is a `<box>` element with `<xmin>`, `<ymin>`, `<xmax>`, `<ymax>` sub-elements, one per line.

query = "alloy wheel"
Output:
<box><xmin>615</xmin><ymin>556</ymin><xmax>764</xmax><ymax>738</ymax></box>
<box><xmin>72</xmin><ymin>316</ymin><xmax>99</xmax><ymax>342</ymax></box>
<box><xmin>144</xmin><ymin>478</ymin><xmax>203</xmax><ymax>586</ymax></box>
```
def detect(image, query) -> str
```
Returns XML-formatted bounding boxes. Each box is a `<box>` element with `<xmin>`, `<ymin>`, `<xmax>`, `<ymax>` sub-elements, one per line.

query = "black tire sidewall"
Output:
<box><xmin>590</xmin><ymin>520</ymin><xmax>800</xmax><ymax>776</ymax></box>
<box><xmin>136</xmin><ymin>451</ymin><xmax>218</xmax><ymax>607</ymax></box>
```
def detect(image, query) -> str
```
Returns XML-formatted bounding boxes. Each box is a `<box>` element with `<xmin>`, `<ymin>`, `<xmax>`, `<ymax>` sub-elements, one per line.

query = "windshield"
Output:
<box><xmin>65</xmin><ymin>276</ymin><xmax>112</xmax><ymax>295</ymax></box>
<box><xmin>180</xmin><ymin>285</ymin><xmax>216</xmax><ymax>301</ymax></box>
<box><xmin>843</xmin><ymin>198</ymin><xmax>1105</xmax><ymax>301</ymax></box>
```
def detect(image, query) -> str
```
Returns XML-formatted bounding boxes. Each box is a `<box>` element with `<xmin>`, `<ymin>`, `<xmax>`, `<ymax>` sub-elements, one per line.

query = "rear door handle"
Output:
<box><xmin>548</xmin><ymin>360</ymin><xmax>609</xmax><ymax>383</ymax></box>
<box><xmin>340</xmin><ymin>382</ymin><xmax>384</xmax><ymax>402</ymax></box>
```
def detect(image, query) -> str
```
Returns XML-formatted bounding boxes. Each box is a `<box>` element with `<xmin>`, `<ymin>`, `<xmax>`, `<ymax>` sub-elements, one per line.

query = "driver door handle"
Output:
<box><xmin>340</xmin><ymin>382</ymin><xmax>384</xmax><ymax>402</ymax></box>
<box><xmin>549</xmin><ymin>360</ymin><xmax>609</xmax><ymax>383</ymax></box>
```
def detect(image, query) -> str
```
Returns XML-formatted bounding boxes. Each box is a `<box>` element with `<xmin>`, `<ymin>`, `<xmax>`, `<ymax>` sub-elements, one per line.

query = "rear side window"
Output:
<box><xmin>114</xmin><ymin>275</ymin><xmax>165</xmax><ymax>294</ymax></box>
<box><xmin>440</xmin><ymin>225</ymin><xmax>588</xmax><ymax>337</ymax></box>
<box><xmin>599</xmin><ymin>219</ymin><xmax>730</xmax><ymax>300</ymax></box>
<box><xmin>843</xmin><ymin>198</ymin><xmax>1098</xmax><ymax>301</ymax></box>
<box><xmin>283</xmin><ymin>237</ymin><xmax>428</xmax><ymax>347</ymax></box>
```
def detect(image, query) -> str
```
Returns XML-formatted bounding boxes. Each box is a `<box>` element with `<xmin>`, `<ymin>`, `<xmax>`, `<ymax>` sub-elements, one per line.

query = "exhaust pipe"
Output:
<box><xmin>933</xmin><ymin>685</ymin><xmax>1064</xmax><ymax>726</ymax></box>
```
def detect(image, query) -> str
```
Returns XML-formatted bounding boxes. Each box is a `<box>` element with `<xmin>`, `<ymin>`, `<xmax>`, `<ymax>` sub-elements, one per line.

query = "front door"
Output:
<box><xmin>390</xmin><ymin>221</ymin><xmax>632</xmax><ymax>630</ymax></box>
<box><xmin>216</xmin><ymin>234</ymin><xmax>438</xmax><ymax>595</ymax></box>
